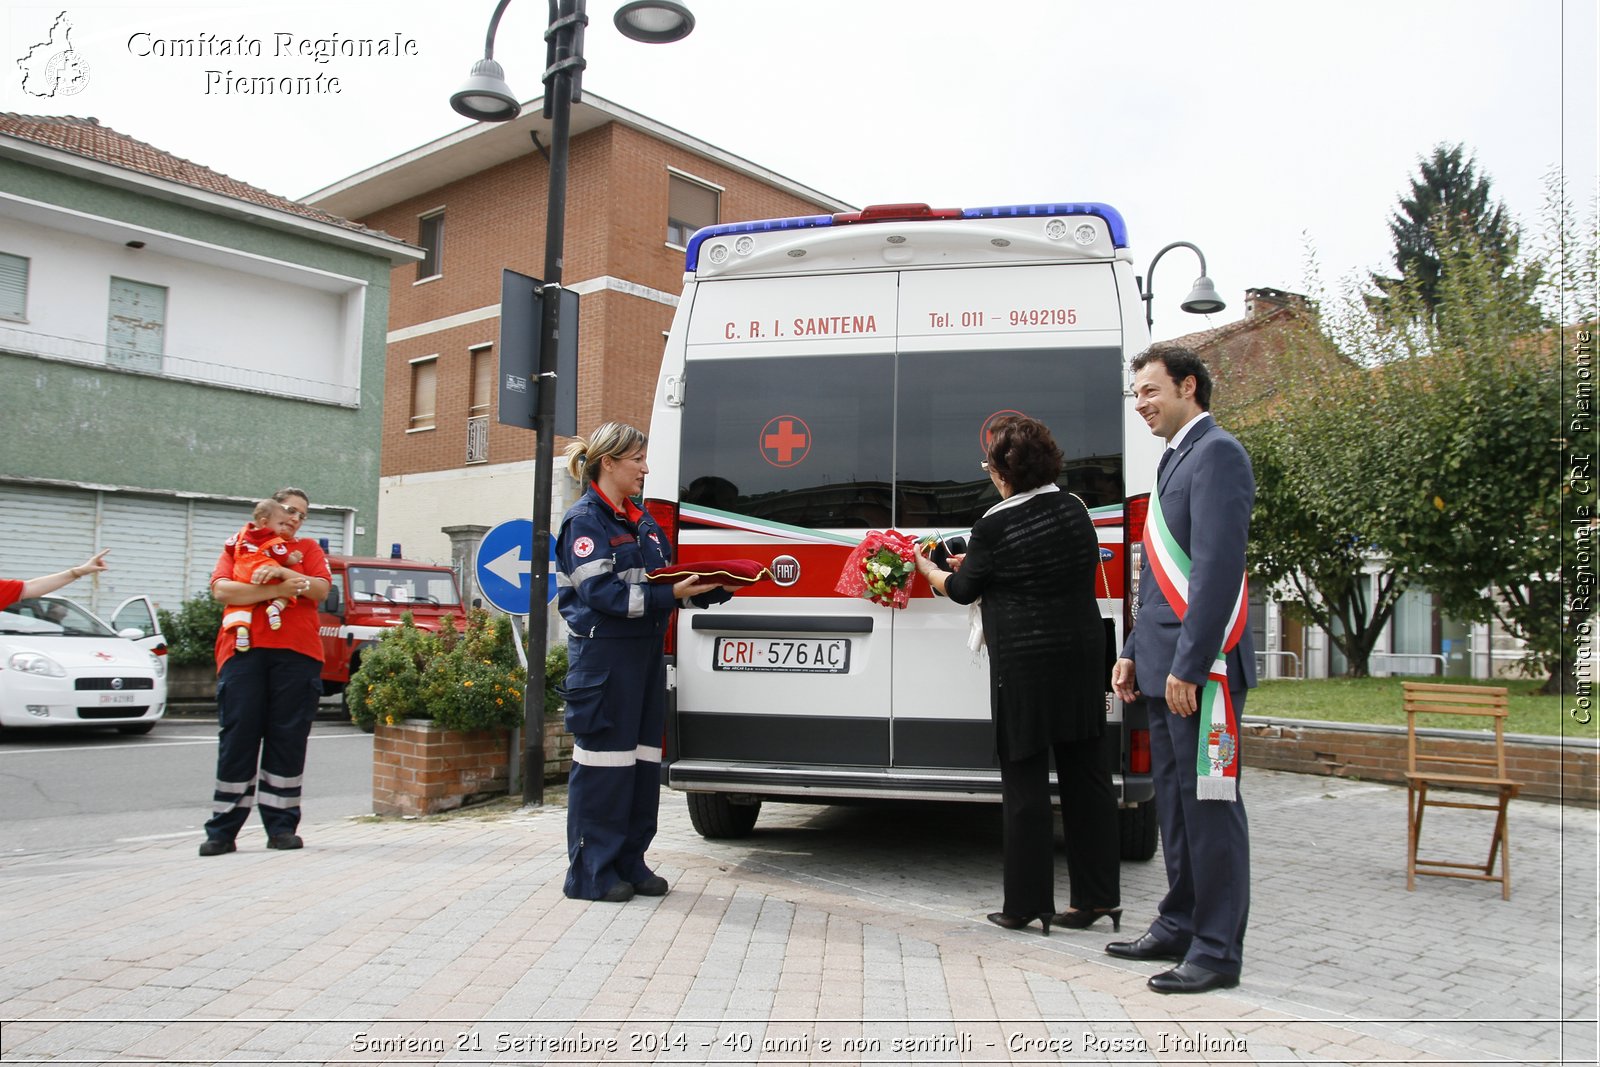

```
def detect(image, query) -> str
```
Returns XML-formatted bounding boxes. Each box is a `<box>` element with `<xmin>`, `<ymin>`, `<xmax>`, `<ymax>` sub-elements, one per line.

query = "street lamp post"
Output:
<box><xmin>451</xmin><ymin>0</ymin><xmax>693</xmax><ymax>805</ymax></box>
<box><xmin>1139</xmin><ymin>240</ymin><xmax>1226</xmax><ymax>330</ymax></box>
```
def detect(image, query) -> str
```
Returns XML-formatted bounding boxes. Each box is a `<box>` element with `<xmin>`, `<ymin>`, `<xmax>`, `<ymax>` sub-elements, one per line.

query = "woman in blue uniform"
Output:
<box><xmin>556</xmin><ymin>422</ymin><xmax>733</xmax><ymax>902</ymax></box>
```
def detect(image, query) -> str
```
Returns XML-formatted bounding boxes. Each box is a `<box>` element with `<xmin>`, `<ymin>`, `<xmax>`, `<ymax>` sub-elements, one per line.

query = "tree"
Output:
<box><xmin>1369</xmin><ymin>143</ymin><xmax>1525</xmax><ymax>319</ymax></box>
<box><xmin>1237</xmin><ymin>172</ymin><xmax>1590</xmax><ymax>688</ymax></box>
<box><xmin>1236</xmin><ymin>354</ymin><xmax>1412</xmax><ymax>677</ymax></box>
<box><xmin>1362</xmin><ymin>188</ymin><xmax>1593</xmax><ymax>694</ymax></box>
<box><xmin>1280</xmin><ymin>173</ymin><xmax>1593</xmax><ymax>694</ymax></box>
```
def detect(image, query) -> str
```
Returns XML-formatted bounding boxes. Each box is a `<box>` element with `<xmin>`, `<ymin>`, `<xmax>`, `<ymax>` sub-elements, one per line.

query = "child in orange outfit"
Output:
<box><xmin>220</xmin><ymin>500</ymin><xmax>305</xmax><ymax>652</ymax></box>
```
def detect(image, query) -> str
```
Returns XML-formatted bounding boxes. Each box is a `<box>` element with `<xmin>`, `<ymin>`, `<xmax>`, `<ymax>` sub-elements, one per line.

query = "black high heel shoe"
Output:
<box><xmin>987</xmin><ymin>911</ymin><xmax>1054</xmax><ymax>937</ymax></box>
<box><xmin>1051</xmin><ymin>907</ymin><xmax>1122</xmax><ymax>932</ymax></box>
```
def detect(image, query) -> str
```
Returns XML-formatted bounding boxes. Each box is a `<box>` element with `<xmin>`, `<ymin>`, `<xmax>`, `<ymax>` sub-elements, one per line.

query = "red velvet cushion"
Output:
<box><xmin>646</xmin><ymin>559</ymin><xmax>773</xmax><ymax>586</ymax></box>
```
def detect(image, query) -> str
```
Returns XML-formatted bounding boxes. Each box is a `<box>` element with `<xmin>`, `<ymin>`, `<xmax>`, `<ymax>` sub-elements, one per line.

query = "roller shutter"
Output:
<box><xmin>0</xmin><ymin>484</ymin><xmax>352</xmax><ymax>617</ymax></box>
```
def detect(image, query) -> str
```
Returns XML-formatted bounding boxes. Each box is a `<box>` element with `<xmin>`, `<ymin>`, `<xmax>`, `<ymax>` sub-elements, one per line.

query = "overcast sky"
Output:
<box><xmin>6</xmin><ymin>0</ymin><xmax>1595</xmax><ymax>340</ymax></box>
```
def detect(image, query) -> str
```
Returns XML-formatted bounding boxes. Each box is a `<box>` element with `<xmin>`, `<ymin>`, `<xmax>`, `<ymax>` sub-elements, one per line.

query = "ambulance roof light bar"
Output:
<box><xmin>684</xmin><ymin>201</ymin><xmax>1129</xmax><ymax>270</ymax></box>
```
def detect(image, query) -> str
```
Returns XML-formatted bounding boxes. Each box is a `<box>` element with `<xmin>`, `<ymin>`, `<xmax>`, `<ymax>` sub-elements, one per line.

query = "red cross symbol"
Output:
<box><xmin>760</xmin><ymin>415</ymin><xmax>811</xmax><ymax>468</ymax></box>
<box><xmin>94</xmin><ymin>651</ymin><xmax>115</xmax><ymax>661</ymax></box>
<box><xmin>980</xmin><ymin>409</ymin><xmax>1029</xmax><ymax>454</ymax></box>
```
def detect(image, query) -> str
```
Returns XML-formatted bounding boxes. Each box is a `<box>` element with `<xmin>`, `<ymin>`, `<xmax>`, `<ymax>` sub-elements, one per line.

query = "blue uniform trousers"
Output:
<box><xmin>1145</xmin><ymin>687</ymin><xmax>1251</xmax><ymax>977</ymax></box>
<box><xmin>205</xmin><ymin>648</ymin><xmax>322</xmax><ymax>842</ymax></box>
<box><xmin>562</xmin><ymin>634</ymin><xmax>666</xmax><ymax>900</ymax></box>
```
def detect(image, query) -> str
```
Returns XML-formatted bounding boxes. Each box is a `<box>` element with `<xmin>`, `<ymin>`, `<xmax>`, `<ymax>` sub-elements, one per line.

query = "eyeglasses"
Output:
<box><xmin>280</xmin><ymin>505</ymin><xmax>306</xmax><ymax>518</ymax></box>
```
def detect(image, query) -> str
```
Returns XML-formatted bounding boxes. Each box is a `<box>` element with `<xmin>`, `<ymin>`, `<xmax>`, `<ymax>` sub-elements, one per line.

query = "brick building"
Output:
<box><xmin>304</xmin><ymin>92</ymin><xmax>851</xmax><ymax>582</ymax></box>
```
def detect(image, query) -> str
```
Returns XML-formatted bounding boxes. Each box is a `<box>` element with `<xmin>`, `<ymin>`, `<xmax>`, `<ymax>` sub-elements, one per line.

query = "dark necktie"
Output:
<box><xmin>1156</xmin><ymin>448</ymin><xmax>1174</xmax><ymax>491</ymax></box>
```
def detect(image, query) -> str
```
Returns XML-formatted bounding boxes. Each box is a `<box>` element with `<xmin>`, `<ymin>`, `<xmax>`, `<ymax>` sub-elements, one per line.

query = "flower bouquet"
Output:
<box><xmin>835</xmin><ymin>529</ymin><xmax>918</xmax><ymax>608</ymax></box>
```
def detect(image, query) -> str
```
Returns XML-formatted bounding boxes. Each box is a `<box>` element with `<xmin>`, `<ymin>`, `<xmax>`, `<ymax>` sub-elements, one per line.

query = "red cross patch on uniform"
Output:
<box><xmin>574</xmin><ymin>536</ymin><xmax>595</xmax><ymax>558</ymax></box>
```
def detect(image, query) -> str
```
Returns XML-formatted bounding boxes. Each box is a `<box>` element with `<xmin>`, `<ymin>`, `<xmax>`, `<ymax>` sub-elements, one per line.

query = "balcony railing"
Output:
<box><xmin>466</xmin><ymin>415</ymin><xmax>489</xmax><ymax>464</ymax></box>
<box><xmin>0</xmin><ymin>323</ymin><xmax>360</xmax><ymax>407</ymax></box>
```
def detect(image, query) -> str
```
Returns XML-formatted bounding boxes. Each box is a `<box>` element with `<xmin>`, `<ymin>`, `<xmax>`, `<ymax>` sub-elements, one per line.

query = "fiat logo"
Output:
<box><xmin>111</xmin><ymin>677</ymin><xmax>124</xmax><ymax>690</ymax></box>
<box><xmin>770</xmin><ymin>555</ymin><xmax>801</xmax><ymax>587</ymax></box>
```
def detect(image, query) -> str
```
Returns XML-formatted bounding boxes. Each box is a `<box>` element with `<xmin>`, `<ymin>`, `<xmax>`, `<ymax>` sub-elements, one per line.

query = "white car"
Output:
<box><xmin>0</xmin><ymin>595</ymin><xmax>168</xmax><ymax>734</ymax></box>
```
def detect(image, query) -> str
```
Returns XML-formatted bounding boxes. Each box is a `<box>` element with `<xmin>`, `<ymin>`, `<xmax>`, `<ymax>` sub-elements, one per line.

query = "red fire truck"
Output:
<box><xmin>317</xmin><ymin>553</ymin><xmax>464</xmax><ymax>697</ymax></box>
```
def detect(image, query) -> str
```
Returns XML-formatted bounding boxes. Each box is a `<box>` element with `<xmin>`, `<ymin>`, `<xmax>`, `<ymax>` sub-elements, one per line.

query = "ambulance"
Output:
<box><xmin>643</xmin><ymin>202</ymin><xmax>1186</xmax><ymax>860</ymax></box>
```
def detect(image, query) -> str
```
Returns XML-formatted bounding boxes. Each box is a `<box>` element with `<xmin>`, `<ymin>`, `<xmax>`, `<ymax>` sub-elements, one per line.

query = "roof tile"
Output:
<box><xmin>0</xmin><ymin>112</ymin><xmax>398</xmax><ymax>241</ymax></box>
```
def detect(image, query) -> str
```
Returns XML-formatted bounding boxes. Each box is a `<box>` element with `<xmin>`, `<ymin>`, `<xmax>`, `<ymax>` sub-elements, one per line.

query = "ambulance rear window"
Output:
<box><xmin>679</xmin><ymin>346</ymin><xmax>1121</xmax><ymax>531</ymax></box>
<box><xmin>680</xmin><ymin>354</ymin><xmax>895</xmax><ymax>529</ymax></box>
<box><xmin>896</xmin><ymin>346</ymin><xmax>1123</xmax><ymax>528</ymax></box>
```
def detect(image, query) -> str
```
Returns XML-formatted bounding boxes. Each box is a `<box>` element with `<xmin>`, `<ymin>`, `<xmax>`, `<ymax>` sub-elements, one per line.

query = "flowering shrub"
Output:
<box><xmin>156</xmin><ymin>590</ymin><xmax>225</xmax><ymax>667</ymax></box>
<box><xmin>835</xmin><ymin>530</ymin><xmax>918</xmax><ymax>608</ymax></box>
<box><xmin>348</xmin><ymin>609</ymin><xmax>525</xmax><ymax>732</ymax></box>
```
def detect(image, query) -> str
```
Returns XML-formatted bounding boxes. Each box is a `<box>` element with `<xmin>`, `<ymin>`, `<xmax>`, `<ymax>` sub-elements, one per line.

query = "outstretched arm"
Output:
<box><xmin>20</xmin><ymin>550</ymin><xmax>110</xmax><ymax>598</ymax></box>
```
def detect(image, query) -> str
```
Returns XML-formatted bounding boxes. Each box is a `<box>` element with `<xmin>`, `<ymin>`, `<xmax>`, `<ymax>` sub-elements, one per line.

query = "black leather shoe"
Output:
<box><xmin>1104</xmin><ymin>932</ymin><xmax>1187</xmax><ymax>962</ymax></box>
<box><xmin>198</xmin><ymin>838</ymin><xmax>236</xmax><ymax>857</ymax></box>
<box><xmin>632</xmin><ymin>875</ymin><xmax>669</xmax><ymax>897</ymax></box>
<box><xmin>599</xmin><ymin>881</ymin><xmax>636</xmax><ymax>903</ymax></box>
<box><xmin>266</xmin><ymin>833</ymin><xmax>303</xmax><ymax>850</ymax></box>
<box><xmin>1148</xmin><ymin>960</ymin><xmax>1239</xmax><ymax>994</ymax></box>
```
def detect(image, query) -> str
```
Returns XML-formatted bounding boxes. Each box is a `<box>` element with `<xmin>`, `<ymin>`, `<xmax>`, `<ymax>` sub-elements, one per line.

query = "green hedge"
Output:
<box><xmin>155</xmin><ymin>591</ymin><xmax>224</xmax><ymax>667</ymax></box>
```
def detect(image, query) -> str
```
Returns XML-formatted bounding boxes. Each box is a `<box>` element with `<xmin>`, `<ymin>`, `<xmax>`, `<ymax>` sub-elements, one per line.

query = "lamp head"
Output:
<box><xmin>450</xmin><ymin>58</ymin><xmax>521</xmax><ymax>122</ymax></box>
<box><xmin>1180</xmin><ymin>275</ymin><xmax>1225</xmax><ymax>316</ymax></box>
<box><xmin>614</xmin><ymin>1</ymin><xmax>695</xmax><ymax>43</ymax></box>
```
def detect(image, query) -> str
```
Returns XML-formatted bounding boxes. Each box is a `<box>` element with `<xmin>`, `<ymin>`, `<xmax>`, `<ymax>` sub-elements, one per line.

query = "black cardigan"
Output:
<box><xmin>942</xmin><ymin>490</ymin><xmax>1107</xmax><ymax>759</ymax></box>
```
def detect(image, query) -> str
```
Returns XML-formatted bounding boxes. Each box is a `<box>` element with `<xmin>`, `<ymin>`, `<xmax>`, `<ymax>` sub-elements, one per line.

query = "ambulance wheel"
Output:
<box><xmin>686</xmin><ymin>792</ymin><xmax>761</xmax><ymax>839</ymax></box>
<box><xmin>1119</xmin><ymin>802</ymin><xmax>1158</xmax><ymax>862</ymax></box>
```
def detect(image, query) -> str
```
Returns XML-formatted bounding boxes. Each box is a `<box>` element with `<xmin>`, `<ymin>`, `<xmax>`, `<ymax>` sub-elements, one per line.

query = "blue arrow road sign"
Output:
<box><xmin>474</xmin><ymin>519</ymin><xmax>557</xmax><ymax>615</ymax></box>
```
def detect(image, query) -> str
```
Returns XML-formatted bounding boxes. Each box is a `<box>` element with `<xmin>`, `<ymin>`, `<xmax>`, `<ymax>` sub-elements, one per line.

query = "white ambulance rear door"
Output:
<box><xmin>671</xmin><ymin>269</ymin><xmax>903</xmax><ymax>766</ymax></box>
<box><xmin>888</xmin><ymin>261</ymin><xmax>1128</xmax><ymax>767</ymax></box>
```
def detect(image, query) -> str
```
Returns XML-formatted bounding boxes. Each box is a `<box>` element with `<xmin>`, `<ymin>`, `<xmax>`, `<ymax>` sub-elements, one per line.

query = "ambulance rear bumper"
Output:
<box><xmin>667</xmin><ymin>759</ymin><xmax>1149</xmax><ymax>807</ymax></box>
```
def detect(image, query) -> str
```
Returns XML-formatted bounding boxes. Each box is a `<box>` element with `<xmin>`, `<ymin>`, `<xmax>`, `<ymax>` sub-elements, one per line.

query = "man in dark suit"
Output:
<box><xmin>1109</xmin><ymin>345</ymin><xmax>1255</xmax><ymax>994</ymax></box>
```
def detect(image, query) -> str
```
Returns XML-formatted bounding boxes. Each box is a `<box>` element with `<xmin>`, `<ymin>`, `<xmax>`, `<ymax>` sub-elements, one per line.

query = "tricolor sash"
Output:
<box><xmin>1144</xmin><ymin>486</ymin><xmax>1249</xmax><ymax>801</ymax></box>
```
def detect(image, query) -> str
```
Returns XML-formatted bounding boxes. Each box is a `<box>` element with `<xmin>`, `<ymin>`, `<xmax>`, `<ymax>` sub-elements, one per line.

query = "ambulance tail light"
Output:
<box><xmin>1129</xmin><ymin>727</ymin><xmax>1151</xmax><ymax>774</ymax></box>
<box><xmin>832</xmin><ymin>203</ymin><xmax>964</xmax><ymax>225</ymax></box>
<box><xmin>1124</xmin><ymin>494</ymin><xmax>1148</xmax><ymax>633</ymax></box>
<box><xmin>1126</xmin><ymin>494</ymin><xmax>1148</xmax><ymax>546</ymax></box>
<box><xmin>644</xmin><ymin>497</ymin><xmax>680</xmax><ymax>656</ymax></box>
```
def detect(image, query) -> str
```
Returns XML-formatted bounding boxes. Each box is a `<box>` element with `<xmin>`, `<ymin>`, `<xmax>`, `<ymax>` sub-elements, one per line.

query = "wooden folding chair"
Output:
<box><xmin>1404</xmin><ymin>681</ymin><xmax>1519</xmax><ymax>899</ymax></box>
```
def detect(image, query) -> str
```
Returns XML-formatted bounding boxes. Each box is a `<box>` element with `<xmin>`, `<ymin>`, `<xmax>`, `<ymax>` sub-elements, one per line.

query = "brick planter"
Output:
<box><xmin>1242</xmin><ymin>716</ymin><xmax>1598</xmax><ymax>805</ymax></box>
<box><xmin>544</xmin><ymin>711</ymin><xmax>574</xmax><ymax>782</ymax></box>
<box><xmin>372</xmin><ymin>721</ymin><xmax>511</xmax><ymax>816</ymax></box>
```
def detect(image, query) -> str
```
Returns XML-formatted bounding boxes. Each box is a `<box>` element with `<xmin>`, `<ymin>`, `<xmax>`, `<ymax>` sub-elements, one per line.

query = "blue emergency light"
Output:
<box><xmin>685</xmin><ymin>201</ymin><xmax>1128</xmax><ymax>270</ymax></box>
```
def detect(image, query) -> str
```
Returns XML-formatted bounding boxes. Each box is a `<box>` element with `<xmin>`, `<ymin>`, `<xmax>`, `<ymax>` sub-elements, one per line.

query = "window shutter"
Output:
<box><xmin>0</xmin><ymin>252</ymin><xmax>28</xmax><ymax>320</ymax></box>
<box><xmin>668</xmin><ymin>178</ymin><xmax>719</xmax><ymax>227</ymax></box>
<box><xmin>410</xmin><ymin>359</ymin><xmax>437</xmax><ymax>429</ymax></box>
<box><xmin>470</xmin><ymin>347</ymin><xmax>493</xmax><ymax>417</ymax></box>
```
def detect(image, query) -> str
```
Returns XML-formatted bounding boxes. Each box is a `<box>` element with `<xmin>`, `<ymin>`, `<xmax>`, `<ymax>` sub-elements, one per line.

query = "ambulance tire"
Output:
<box><xmin>686</xmin><ymin>792</ymin><xmax>761</xmax><ymax>839</ymax></box>
<box><xmin>1118</xmin><ymin>801</ymin><xmax>1158</xmax><ymax>862</ymax></box>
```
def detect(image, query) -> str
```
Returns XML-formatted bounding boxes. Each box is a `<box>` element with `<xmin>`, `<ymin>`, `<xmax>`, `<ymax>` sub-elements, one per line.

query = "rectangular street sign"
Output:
<box><xmin>498</xmin><ymin>269</ymin><xmax>578</xmax><ymax>436</ymax></box>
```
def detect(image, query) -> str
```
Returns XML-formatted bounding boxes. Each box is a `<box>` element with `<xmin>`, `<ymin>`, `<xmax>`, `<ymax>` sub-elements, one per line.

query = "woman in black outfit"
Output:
<box><xmin>913</xmin><ymin>415</ymin><xmax>1120</xmax><ymax>937</ymax></box>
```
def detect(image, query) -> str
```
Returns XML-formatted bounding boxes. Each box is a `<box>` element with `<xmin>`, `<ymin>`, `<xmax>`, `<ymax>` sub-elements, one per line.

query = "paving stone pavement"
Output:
<box><xmin>0</xmin><ymin>767</ymin><xmax>1593</xmax><ymax>1065</ymax></box>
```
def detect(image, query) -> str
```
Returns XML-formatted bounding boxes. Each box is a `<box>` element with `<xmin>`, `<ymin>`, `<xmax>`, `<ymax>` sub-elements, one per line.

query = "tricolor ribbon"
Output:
<box><xmin>1144</xmin><ymin>486</ymin><xmax>1249</xmax><ymax>802</ymax></box>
